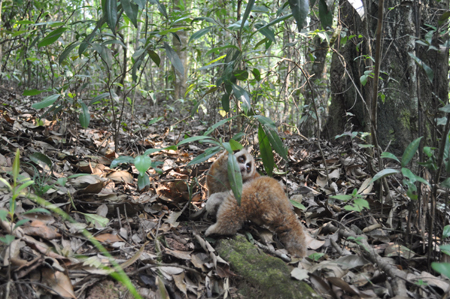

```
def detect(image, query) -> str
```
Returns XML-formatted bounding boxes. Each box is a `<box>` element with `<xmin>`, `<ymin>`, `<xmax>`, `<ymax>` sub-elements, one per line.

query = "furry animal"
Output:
<box><xmin>205</xmin><ymin>176</ymin><xmax>307</xmax><ymax>257</ymax></box>
<box><xmin>205</xmin><ymin>149</ymin><xmax>259</xmax><ymax>214</ymax></box>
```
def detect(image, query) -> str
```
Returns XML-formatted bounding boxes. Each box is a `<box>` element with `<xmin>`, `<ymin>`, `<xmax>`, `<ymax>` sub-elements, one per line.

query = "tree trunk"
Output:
<box><xmin>323</xmin><ymin>0</ymin><xmax>448</xmax><ymax>153</ymax></box>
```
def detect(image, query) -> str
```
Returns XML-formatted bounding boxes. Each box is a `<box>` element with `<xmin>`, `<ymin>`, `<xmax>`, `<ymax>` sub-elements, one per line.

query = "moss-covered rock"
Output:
<box><xmin>216</xmin><ymin>235</ymin><xmax>320</xmax><ymax>299</ymax></box>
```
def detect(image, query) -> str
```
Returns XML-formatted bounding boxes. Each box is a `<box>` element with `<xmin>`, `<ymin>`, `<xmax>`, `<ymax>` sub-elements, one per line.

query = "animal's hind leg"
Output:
<box><xmin>205</xmin><ymin>196</ymin><xmax>245</xmax><ymax>236</ymax></box>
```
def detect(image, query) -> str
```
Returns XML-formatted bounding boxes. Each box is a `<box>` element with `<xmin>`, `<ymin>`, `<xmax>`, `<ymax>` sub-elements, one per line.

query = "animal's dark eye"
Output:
<box><xmin>246</xmin><ymin>163</ymin><xmax>251</xmax><ymax>172</ymax></box>
<box><xmin>237</xmin><ymin>156</ymin><xmax>245</xmax><ymax>163</ymax></box>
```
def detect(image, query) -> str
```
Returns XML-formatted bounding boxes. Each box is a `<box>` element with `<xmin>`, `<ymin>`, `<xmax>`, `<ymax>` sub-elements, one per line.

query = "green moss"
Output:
<box><xmin>216</xmin><ymin>235</ymin><xmax>320</xmax><ymax>299</ymax></box>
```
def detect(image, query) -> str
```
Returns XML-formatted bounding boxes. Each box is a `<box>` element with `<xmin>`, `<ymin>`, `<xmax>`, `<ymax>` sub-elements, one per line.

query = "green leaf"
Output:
<box><xmin>59</xmin><ymin>41</ymin><xmax>80</xmax><ymax>64</ymax></box>
<box><xmin>432</xmin><ymin>262</ymin><xmax>450</xmax><ymax>279</ymax></box>
<box><xmin>240</xmin><ymin>0</ymin><xmax>255</xmax><ymax>33</ymax></box>
<box><xmin>187</xmin><ymin>146</ymin><xmax>221</xmax><ymax>166</ymax></box>
<box><xmin>443</xmin><ymin>225</ymin><xmax>450</xmax><ymax>238</ymax></box>
<box><xmin>408</xmin><ymin>53</ymin><xmax>434</xmax><ymax>84</ymax></box>
<box><xmin>354</xmin><ymin>198</ymin><xmax>370</xmax><ymax>209</ymax></box>
<box><xmin>231</xmin><ymin>83</ymin><xmax>251</xmax><ymax>114</ymax></box>
<box><xmin>401</xmin><ymin>168</ymin><xmax>417</xmax><ymax>183</ymax></box>
<box><xmin>204</xmin><ymin>116</ymin><xmax>236</xmax><ymax>136</ymax></box>
<box><xmin>81</xmin><ymin>212</ymin><xmax>109</xmax><ymax>227</ymax></box>
<box><xmin>380</xmin><ymin>152</ymin><xmax>400</xmax><ymax>163</ymax></box>
<box><xmin>38</xmin><ymin>27</ymin><xmax>67</xmax><ymax>48</ymax></box>
<box><xmin>441</xmin><ymin>177</ymin><xmax>450</xmax><ymax>189</ymax></box>
<box><xmin>89</xmin><ymin>92</ymin><xmax>110</xmax><ymax>105</ymax></box>
<box><xmin>23</xmin><ymin>208</ymin><xmax>51</xmax><ymax>215</ymax></box>
<box><xmin>288</xmin><ymin>0</ymin><xmax>309</xmax><ymax>32</ymax></box>
<box><xmin>189</xmin><ymin>27</ymin><xmax>213</xmax><ymax>43</ymax></box>
<box><xmin>255</xmin><ymin>13</ymin><xmax>292</xmax><ymax>34</ymax></box>
<box><xmin>254</xmin><ymin>115</ymin><xmax>288</xmax><ymax>161</ymax></box>
<box><xmin>229</xmin><ymin>140</ymin><xmax>243</xmax><ymax>151</ymax></box>
<box><xmin>110</xmin><ymin>156</ymin><xmax>135</xmax><ymax>168</ymax></box>
<box><xmin>290</xmin><ymin>200</ymin><xmax>306</xmax><ymax>210</ymax></box>
<box><xmin>79</xmin><ymin>102</ymin><xmax>90</xmax><ymax>129</ymax></box>
<box><xmin>0</xmin><ymin>210</ymin><xmax>8</xmax><ymax>221</ymax></box>
<box><xmin>252</xmin><ymin>68</ymin><xmax>261</xmax><ymax>81</ymax></box>
<box><xmin>29</xmin><ymin>152</ymin><xmax>53</xmax><ymax>169</ymax></box>
<box><xmin>221</xmin><ymin>93</ymin><xmax>230</xmax><ymax>112</ymax></box>
<box><xmin>177</xmin><ymin>135</ymin><xmax>214</xmax><ymax>146</ymax></box>
<box><xmin>233</xmin><ymin>69</ymin><xmax>249</xmax><ymax>81</ymax></box>
<box><xmin>14</xmin><ymin>219</ymin><xmax>30</xmax><ymax>230</ymax></box>
<box><xmin>163</xmin><ymin>42</ymin><xmax>184</xmax><ymax>76</ymax></box>
<box><xmin>122</xmin><ymin>0</ymin><xmax>138</xmax><ymax>27</ymax></box>
<box><xmin>103</xmin><ymin>0</ymin><xmax>118</xmax><ymax>34</ymax></box>
<box><xmin>227</xmin><ymin>152</ymin><xmax>243</xmax><ymax>205</ymax></box>
<box><xmin>0</xmin><ymin>235</ymin><xmax>15</xmax><ymax>245</ymax></box>
<box><xmin>134</xmin><ymin>155</ymin><xmax>152</xmax><ymax>174</ymax></box>
<box><xmin>32</xmin><ymin>94</ymin><xmax>60</xmax><ymax>109</ymax></box>
<box><xmin>12</xmin><ymin>149</ymin><xmax>20</xmax><ymax>183</ymax></box>
<box><xmin>258</xmin><ymin>124</ymin><xmax>274</xmax><ymax>176</ymax></box>
<box><xmin>147</xmin><ymin>49</ymin><xmax>161</xmax><ymax>67</ymax></box>
<box><xmin>255</xmin><ymin>23</ymin><xmax>275</xmax><ymax>42</ymax></box>
<box><xmin>137</xmin><ymin>173</ymin><xmax>150</xmax><ymax>190</ymax></box>
<box><xmin>401</xmin><ymin>137</ymin><xmax>423</xmax><ymax>167</ymax></box>
<box><xmin>318</xmin><ymin>0</ymin><xmax>333</xmax><ymax>29</ymax></box>
<box><xmin>371</xmin><ymin>168</ymin><xmax>400</xmax><ymax>183</ymax></box>
<box><xmin>23</xmin><ymin>89</ymin><xmax>45</xmax><ymax>96</ymax></box>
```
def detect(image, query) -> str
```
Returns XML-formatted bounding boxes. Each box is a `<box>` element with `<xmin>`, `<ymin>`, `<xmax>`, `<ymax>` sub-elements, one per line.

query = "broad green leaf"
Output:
<box><xmin>187</xmin><ymin>146</ymin><xmax>221</xmax><ymax>166</ymax></box>
<box><xmin>14</xmin><ymin>219</ymin><xmax>30</xmax><ymax>230</ymax></box>
<box><xmin>440</xmin><ymin>104</ymin><xmax>450</xmax><ymax>113</ymax></box>
<box><xmin>401</xmin><ymin>136</ymin><xmax>423</xmax><ymax>167</ymax></box>
<box><xmin>59</xmin><ymin>41</ymin><xmax>80</xmax><ymax>64</ymax></box>
<box><xmin>240</xmin><ymin>0</ymin><xmax>255</xmax><ymax>33</ymax></box>
<box><xmin>163</xmin><ymin>42</ymin><xmax>184</xmax><ymax>76</ymax></box>
<box><xmin>441</xmin><ymin>177</ymin><xmax>450</xmax><ymax>189</ymax></box>
<box><xmin>290</xmin><ymin>200</ymin><xmax>306</xmax><ymax>210</ymax></box>
<box><xmin>110</xmin><ymin>156</ymin><xmax>135</xmax><ymax>168</ymax></box>
<box><xmin>29</xmin><ymin>152</ymin><xmax>53</xmax><ymax>169</ymax></box>
<box><xmin>380</xmin><ymin>152</ymin><xmax>400</xmax><ymax>163</ymax></box>
<box><xmin>134</xmin><ymin>155</ymin><xmax>152</xmax><ymax>174</ymax></box>
<box><xmin>79</xmin><ymin>102</ymin><xmax>90</xmax><ymax>128</ymax></box>
<box><xmin>432</xmin><ymin>262</ymin><xmax>450</xmax><ymax>279</ymax></box>
<box><xmin>149</xmin><ymin>0</ymin><xmax>168</xmax><ymax>19</ymax></box>
<box><xmin>137</xmin><ymin>173</ymin><xmax>150</xmax><ymax>190</ymax></box>
<box><xmin>133</xmin><ymin>0</ymin><xmax>146</xmax><ymax>9</ymax></box>
<box><xmin>89</xmin><ymin>93</ymin><xmax>110</xmax><ymax>105</ymax></box>
<box><xmin>229</xmin><ymin>140</ymin><xmax>243</xmax><ymax>151</ymax></box>
<box><xmin>0</xmin><ymin>235</ymin><xmax>15</xmax><ymax>245</ymax></box>
<box><xmin>233</xmin><ymin>69</ymin><xmax>249</xmax><ymax>81</ymax></box>
<box><xmin>254</xmin><ymin>115</ymin><xmax>288</xmax><ymax>161</ymax></box>
<box><xmin>408</xmin><ymin>53</ymin><xmax>434</xmax><ymax>84</ymax></box>
<box><xmin>122</xmin><ymin>0</ymin><xmax>138</xmax><ymax>27</ymax></box>
<box><xmin>441</xmin><ymin>244</ymin><xmax>450</xmax><ymax>252</ymax></box>
<box><xmin>38</xmin><ymin>27</ymin><xmax>67</xmax><ymax>48</ymax></box>
<box><xmin>221</xmin><ymin>93</ymin><xmax>230</xmax><ymax>112</ymax></box>
<box><xmin>354</xmin><ymin>198</ymin><xmax>370</xmax><ymax>209</ymax></box>
<box><xmin>227</xmin><ymin>152</ymin><xmax>243</xmax><ymax>205</ymax></box>
<box><xmin>318</xmin><ymin>0</ymin><xmax>333</xmax><ymax>29</ymax></box>
<box><xmin>32</xmin><ymin>94</ymin><xmax>60</xmax><ymax>109</ymax></box>
<box><xmin>443</xmin><ymin>225</ymin><xmax>450</xmax><ymax>238</ymax></box>
<box><xmin>82</xmin><ymin>212</ymin><xmax>109</xmax><ymax>227</ymax></box>
<box><xmin>252</xmin><ymin>68</ymin><xmax>261</xmax><ymax>81</ymax></box>
<box><xmin>103</xmin><ymin>0</ymin><xmax>118</xmax><ymax>34</ymax></box>
<box><xmin>177</xmin><ymin>135</ymin><xmax>214</xmax><ymax>146</ymax></box>
<box><xmin>23</xmin><ymin>89</ymin><xmax>45</xmax><ymax>96</ymax></box>
<box><xmin>189</xmin><ymin>27</ymin><xmax>213</xmax><ymax>43</ymax></box>
<box><xmin>204</xmin><ymin>116</ymin><xmax>236</xmax><ymax>136</ymax></box>
<box><xmin>0</xmin><ymin>210</ymin><xmax>8</xmax><ymax>221</ymax></box>
<box><xmin>148</xmin><ymin>49</ymin><xmax>161</xmax><ymax>66</ymax></box>
<box><xmin>401</xmin><ymin>168</ymin><xmax>417</xmax><ymax>183</ymax></box>
<box><xmin>372</xmin><ymin>168</ymin><xmax>400</xmax><ymax>183</ymax></box>
<box><xmin>255</xmin><ymin>24</ymin><xmax>275</xmax><ymax>42</ymax></box>
<box><xmin>258</xmin><ymin>124</ymin><xmax>274</xmax><ymax>176</ymax></box>
<box><xmin>288</xmin><ymin>0</ymin><xmax>309</xmax><ymax>32</ymax></box>
<box><xmin>231</xmin><ymin>83</ymin><xmax>251</xmax><ymax>114</ymax></box>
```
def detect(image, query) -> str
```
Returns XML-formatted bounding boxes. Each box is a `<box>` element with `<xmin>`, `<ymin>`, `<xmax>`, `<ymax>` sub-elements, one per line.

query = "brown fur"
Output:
<box><xmin>205</xmin><ymin>176</ymin><xmax>307</xmax><ymax>257</ymax></box>
<box><xmin>205</xmin><ymin>149</ymin><xmax>259</xmax><ymax>214</ymax></box>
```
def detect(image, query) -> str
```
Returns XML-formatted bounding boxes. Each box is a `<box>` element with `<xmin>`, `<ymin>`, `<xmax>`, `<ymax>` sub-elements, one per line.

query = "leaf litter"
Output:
<box><xmin>0</xmin><ymin>90</ymin><xmax>449</xmax><ymax>298</ymax></box>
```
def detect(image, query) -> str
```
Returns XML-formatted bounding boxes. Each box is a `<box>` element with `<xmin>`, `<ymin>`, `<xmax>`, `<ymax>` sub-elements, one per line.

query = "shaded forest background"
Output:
<box><xmin>2</xmin><ymin>0</ymin><xmax>450</xmax><ymax>298</ymax></box>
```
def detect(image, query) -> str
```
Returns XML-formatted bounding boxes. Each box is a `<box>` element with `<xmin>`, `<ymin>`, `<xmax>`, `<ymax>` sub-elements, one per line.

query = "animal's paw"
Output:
<box><xmin>205</xmin><ymin>192</ymin><xmax>228</xmax><ymax>215</ymax></box>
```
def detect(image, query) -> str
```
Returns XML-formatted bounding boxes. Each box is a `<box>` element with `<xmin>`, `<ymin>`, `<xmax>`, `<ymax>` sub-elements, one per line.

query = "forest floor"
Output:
<box><xmin>0</xmin><ymin>87</ymin><xmax>449</xmax><ymax>299</ymax></box>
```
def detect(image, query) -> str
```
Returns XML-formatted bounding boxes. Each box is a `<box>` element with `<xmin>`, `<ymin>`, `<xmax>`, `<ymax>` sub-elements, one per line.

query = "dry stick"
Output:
<box><xmin>324</xmin><ymin>222</ymin><xmax>408</xmax><ymax>298</ymax></box>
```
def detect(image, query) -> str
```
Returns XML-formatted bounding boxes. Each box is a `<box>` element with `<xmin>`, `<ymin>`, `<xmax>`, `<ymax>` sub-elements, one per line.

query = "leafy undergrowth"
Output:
<box><xmin>0</xmin><ymin>89</ymin><xmax>449</xmax><ymax>299</ymax></box>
